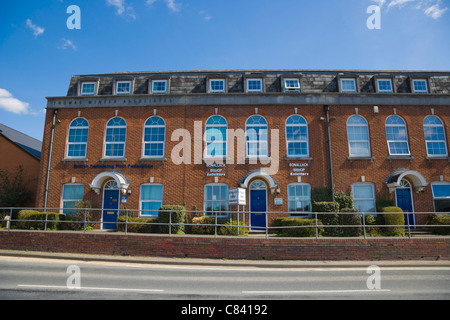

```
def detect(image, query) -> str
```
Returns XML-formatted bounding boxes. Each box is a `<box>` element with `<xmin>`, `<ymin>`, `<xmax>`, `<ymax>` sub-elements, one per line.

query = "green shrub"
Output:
<box><xmin>16</xmin><ymin>210</ymin><xmax>59</xmax><ymax>230</ymax></box>
<box><xmin>158</xmin><ymin>205</ymin><xmax>186</xmax><ymax>234</ymax></box>
<box><xmin>334</xmin><ymin>192</ymin><xmax>353</xmax><ymax>210</ymax></box>
<box><xmin>381</xmin><ymin>207</ymin><xmax>405</xmax><ymax>236</ymax></box>
<box><xmin>428</xmin><ymin>214</ymin><xmax>450</xmax><ymax>235</ymax></box>
<box><xmin>313</xmin><ymin>202</ymin><xmax>340</xmax><ymax>236</ymax></box>
<box><xmin>340</xmin><ymin>208</ymin><xmax>363</xmax><ymax>237</ymax></box>
<box><xmin>217</xmin><ymin>220</ymin><xmax>249</xmax><ymax>236</ymax></box>
<box><xmin>189</xmin><ymin>216</ymin><xmax>216</xmax><ymax>235</ymax></box>
<box><xmin>274</xmin><ymin>217</ymin><xmax>323</xmax><ymax>237</ymax></box>
<box><xmin>117</xmin><ymin>216</ymin><xmax>157</xmax><ymax>233</ymax></box>
<box><xmin>61</xmin><ymin>200</ymin><xmax>97</xmax><ymax>231</ymax></box>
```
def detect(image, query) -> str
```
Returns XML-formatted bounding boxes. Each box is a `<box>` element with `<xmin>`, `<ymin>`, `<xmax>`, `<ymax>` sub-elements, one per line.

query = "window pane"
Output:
<box><xmin>63</xmin><ymin>185</ymin><xmax>84</xmax><ymax>200</ymax></box>
<box><xmin>432</xmin><ymin>185</ymin><xmax>450</xmax><ymax>198</ymax></box>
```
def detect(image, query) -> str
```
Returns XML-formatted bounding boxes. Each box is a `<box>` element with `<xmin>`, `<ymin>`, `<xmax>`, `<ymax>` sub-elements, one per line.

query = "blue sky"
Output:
<box><xmin>0</xmin><ymin>0</ymin><xmax>449</xmax><ymax>141</ymax></box>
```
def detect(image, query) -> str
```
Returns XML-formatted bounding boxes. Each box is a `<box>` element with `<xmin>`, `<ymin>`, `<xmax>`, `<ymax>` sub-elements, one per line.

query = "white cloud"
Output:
<box><xmin>25</xmin><ymin>19</ymin><xmax>44</xmax><ymax>38</ymax></box>
<box><xmin>424</xmin><ymin>3</ymin><xmax>448</xmax><ymax>19</ymax></box>
<box><xmin>106</xmin><ymin>0</ymin><xmax>136</xmax><ymax>19</ymax></box>
<box><xmin>58</xmin><ymin>38</ymin><xmax>77</xmax><ymax>51</ymax></box>
<box><xmin>0</xmin><ymin>89</ymin><xmax>30</xmax><ymax>115</ymax></box>
<box><xmin>165</xmin><ymin>0</ymin><xmax>181</xmax><ymax>12</ymax></box>
<box><xmin>199</xmin><ymin>10</ymin><xmax>212</xmax><ymax>21</ymax></box>
<box><xmin>146</xmin><ymin>0</ymin><xmax>181</xmax><ymax>12</ymax></box>
<box><xmin>372</xmin><ymin>0</ymin><xmax>387</xmax><ymax>7</ymax></box>
<box><xmin>387</xmin><ymin>0</ymin><xmax>416</xmax><ymax>9</ymax></box>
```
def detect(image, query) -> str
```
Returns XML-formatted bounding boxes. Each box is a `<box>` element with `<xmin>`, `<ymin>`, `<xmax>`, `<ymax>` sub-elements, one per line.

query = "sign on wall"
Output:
<box><xmin>229</xmin><ymin>188</ymin><xmax>246</xmax><ymax>206</ymax></box>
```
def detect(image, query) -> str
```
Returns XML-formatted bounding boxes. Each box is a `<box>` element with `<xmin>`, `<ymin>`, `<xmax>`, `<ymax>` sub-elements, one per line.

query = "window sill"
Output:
<box><xmin>285</xmin><ymin>156</ymin><xmax>312</xmax><ymax>162</ymax></box>
<box><xmin>139</xmin><ymin>157</ymin><xmax>167</xmax><ymax>163</ymax></box>
<box><xmin>100</xmin><ymin>157</ymin><xmax>127</xmax><ymax>164</ymax></box>
<box><xmin>62</xmin><ymin>158</ymin><xmax>88</xmax><ymax>164</ymax></box>
<box><xmin>347</xmin><ymin>156</ymin><xmax>375</xmax><ymax>163</ymax></box>
<box><xmin>426</xmin><ymin>156</ymin><xmax>450</xmax><ymax>162</ymax></box>
<box><xmin>245</xmin><ymin>156</ymin><xmax>271</xmax><ymax>164</ymax></box>
<box><xmin>387</xmin><ymin>155</ymin><xmax>414</xmax><ymax>163</ymax></box>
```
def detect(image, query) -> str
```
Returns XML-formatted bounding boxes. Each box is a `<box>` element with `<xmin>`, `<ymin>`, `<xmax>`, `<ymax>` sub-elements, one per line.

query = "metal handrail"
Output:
<box><xmin>1</xmin><ymin>207</ymin><xmax>449</xmax><ymax>239</ymax></box>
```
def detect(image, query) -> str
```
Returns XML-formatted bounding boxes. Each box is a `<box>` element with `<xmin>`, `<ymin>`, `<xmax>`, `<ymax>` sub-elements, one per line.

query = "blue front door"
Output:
<box><xmin>103</xmin><ymin>189</ymin><xmax>120</xmax><ymax>230</ymax></box>
<box><xmin>250</xmin><ymin>190</ymin><xmax>267</xmax><ymax>230</ymax></box>
<box><xmin>396</xmin><ymin>188</ymin><xmax>415</xmax><ymax>227</ymax></box>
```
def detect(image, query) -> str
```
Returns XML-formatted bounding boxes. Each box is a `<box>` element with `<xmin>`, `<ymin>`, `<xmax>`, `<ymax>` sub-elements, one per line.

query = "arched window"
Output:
<box><xmin>104</xmin><ymin>117</ymin><xmax>127</xmax><ymax>158</ymax></box>
<box><xmin>286</xmin><ymin>115</ymin><xmax>309</xmax><ymax>157</ymax></box>
<box><xmin>385</xmin><ymin>115</ymin><xmax>410</xmax><ymax>155</ymax></box>
<box><xmin>67</xmin><ymin>118</ymin><xmax>89</xmax><ymax>158</ymax></box>
<box><xmin>423</xmin><ymin>116</ymin><xmax>448</xmax><ymax>157</ymax></box>
<box><xmin>143</xmin><ymin>116</ymin><xmax>166</xmax><ymax>158</ymax></box>
<box><xmin>246</xmin><ymin>115</ymin><xmax>268</xmax><ymax>157</ymax></box>
<box><xmin>205</xmin><ymin>115</ymin><xmax>227</xmax><ymax>158</ymax></box>
<box><xmin>347</xmin><ymin>115</ymin><xmax>371</xmax><ymax>157</ymax></box>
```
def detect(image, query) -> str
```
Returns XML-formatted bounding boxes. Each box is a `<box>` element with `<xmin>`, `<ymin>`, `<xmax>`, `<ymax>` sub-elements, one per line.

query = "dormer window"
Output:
<box><xmin>412</xmin><ymin>79</ymin><xmax>429</xmax><ymax>94</ymax></box>
<box><xmin>209</xmin><ymin>79</ymin><xmax>226</xmax><ymax>93</ymax></box>
<box><xmin>283</xmin><ymin>78</ymin><xmax>301</xmax><ymax>92</ymax></box>
<box><xmin>340</xmin><ymin>78</ymin><xmax>357</xmax><ymax>93</ymax></box>
<box><xmin>115</xmin><ymin>81</ymin><xmax>132</xmax><ymax>95</ymax></box>
<box><xmin>376</xmin><ymin>79</ymin><xmax>393</xmax><ymax>93</ymax></box>
<box><xmin>246</xmin><ymin>79</ymin><xmax>263</xmax><ymax>93</ymax></box>
<box><xmin>151</xmin><ymin>80</ymin><xmax>168</xmax><ymax>94</ymax></box>
<box><xmin>80</xmin><ymin>82</ymin><xmax>97</xmax><ymax>96</ymax></box>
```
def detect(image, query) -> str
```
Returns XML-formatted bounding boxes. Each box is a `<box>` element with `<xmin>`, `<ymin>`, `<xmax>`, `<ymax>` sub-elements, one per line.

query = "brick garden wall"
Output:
<box><xmin>1</xmin><ymin>231</ymin><xmax>449</xmax><ymax>261</ymax></box>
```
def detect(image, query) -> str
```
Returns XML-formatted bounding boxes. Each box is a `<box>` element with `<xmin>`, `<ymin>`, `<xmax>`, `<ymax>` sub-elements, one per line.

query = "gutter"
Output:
<box><xmin>324</xmin><ymin>105</ymin><xmax>335</xmax><ymax>201</ymax></box>
<box><xmin>43</xmin><ymin>109</ymin><xmax>58</xmax><ymax>210</ymax></box>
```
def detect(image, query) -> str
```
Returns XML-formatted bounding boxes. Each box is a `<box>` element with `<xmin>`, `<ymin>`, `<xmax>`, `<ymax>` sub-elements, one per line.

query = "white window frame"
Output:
<box><xmin>283</xmin><ymin>78</ymin><xmax>301</xmax><ymax>92</ymax></box>
<box><xmin>151</xmin><ymin>80</ymin><xmax>168</xmax><ymax>94</ymax></box>
<box><xmin>347</xmin><ymin>115</ymin><xmax>371</xmax><ymax>157</ymax></box>
<box><xmin>340</xmin><ymin>78</ymin><xmax>357</xmax><ymax>93</ymax></box>
<box><xmin>80</xmin><ymin>82</ymin><xmax>97</xmax><ymax>96</ymax></box>
<box><xmin>385</xmin><ymin>115</ymin><xmax>411</xmax><ymax>156</ymax></box>
<box><xmin>377</xmin><ymin>79</ymin><xmax>393</xmax><ymax>93</ymax></box>
<box><xmin>140</xmin><ymin>183</ymin><xmax>164</xmax><ymax>217</ymax></box>
<box><xmin>412</xmin><ymin>79</ymin><xmax>429</xmax><ymax>94</ymax></box>
<box><xmin>115</xmin><ymin>81</ymin><xmax>132</xmax><ymax>95</ymax></box>
<box><xmin>246</xmin><ymin>78</ymin><xmax>263</xmax><ymax>93</ymax></box>
<box><xmin>204</xmin><ymin>183</ymin><xmax>229</xmax><ymax>217</ymax></box>
<box><xmin>104</xmin><ymin>117</ymin><xmax>127</xmax><ymax>159</ymax></box>
<box><xmin>142</xmin><ymin>116</ymin><xmax>166</xmax><ymax>159</ymax></box>
<box><xmin>431</xmin><ymin>182</ymin><xmax>450</xmax><ymax>213</ymax></box>
<box><xmin>209</xmin><ymin>79</ymin><xmax>226</xmax><ymax>93</ymax></box>
<box><xmin>423</xmin><ymin>115</ymin><xmax>448</xmax><ymax>157</ymax></box>
<box><xmin>66</xmin><ymin>118</ymin><xmax>89</xmax><ymax>159</ymax></box>
<box><xmin>61</xmin><ymin>183</ymin><xmax>84</xmax><ymax>214</ymax></box>
<box><xmin>288</xmin><ymin>183</ymin><xmax>312</xmax><ymax>217</ymax></box>
<box><xmin>285</xmin><ymin>115</ymin><xmax>309</xmax><ymax>158</ymax></box>
<box><xmin>352</xmin><ymin>183</ymin><xmax>376</xmax><ymax>213</ymax></box>
<box><xmin>245</xmin><ymin>115</ymin><xmax>269</xmax><ymax>158</ymax></box>
<box><xmin>205</xmin><ymin>115</ymin><xmax>228</xmax><ymax>159</ymax></box>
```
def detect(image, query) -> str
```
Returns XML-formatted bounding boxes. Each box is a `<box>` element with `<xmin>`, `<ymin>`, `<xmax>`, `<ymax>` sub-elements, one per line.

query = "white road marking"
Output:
<box><xmin>242</xmin><ymin>289</ymin><xmax>391</xmax><ymax>294</ymax></box>
<box><xmin>18</xmin><ymin>284</ymin><xmax>164</xmax><ymax>293</ymax></box>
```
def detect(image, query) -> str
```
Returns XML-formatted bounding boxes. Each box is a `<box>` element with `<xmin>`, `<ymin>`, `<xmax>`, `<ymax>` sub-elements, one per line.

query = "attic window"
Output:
<box><xmin>340</xmin><ymin>78</ymin><xmax>357</xmax><ymax>93</ymax></box>
<box><xmin>80</xmin><ymin>82</ymin><xmax>97</xmax><ymax>96</ymax></box>
<box><xmin>284</xmin><ymin>79</ymin><xmax>301</xmax><ymax>92</ymax></box>
<box><xmin>209</xmin><ymin>79</ymin><xmax>226</xmax><ymax>93</ymax></box>
<box><xmin>412</xmin><ymin>79</ymin><xmax>429</xmax><ymax>94</ymax></box>
<box><xmin>116</xmin><ymin>81</ymin><xmax>132</xmax><ymax>95</ymax></box>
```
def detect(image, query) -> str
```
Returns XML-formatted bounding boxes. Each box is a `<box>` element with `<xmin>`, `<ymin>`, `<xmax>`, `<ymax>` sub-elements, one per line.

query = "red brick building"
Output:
<box><xmin>36</xmin><ymin>70</ymin><xmax>450</xmax><ymax>230</ymax></box>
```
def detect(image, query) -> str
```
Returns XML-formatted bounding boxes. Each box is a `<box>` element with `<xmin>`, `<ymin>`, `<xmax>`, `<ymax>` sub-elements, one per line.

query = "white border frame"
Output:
<box><xmin>103</xmin><ymin>116</ymin><xmax>127</xmax><ymax>159</ymax></box>
<box><xmin>285</xmin><ymin>114</ymin><xmax>309</xmax><ymax>158</ymax></box>
<box><xmin>142</xmin><ymin>116</ymin><xmax>166</xmax><ymax>159</ymax></box>
<box><xmin>347</xmin><ymin>115</ymin><xmax>371</xmax><ymax>158</ymax></box>
<box><xmin>65</xmin><ymin>117</ymin><xmax>89</xmax><ymax>159</ymax></box>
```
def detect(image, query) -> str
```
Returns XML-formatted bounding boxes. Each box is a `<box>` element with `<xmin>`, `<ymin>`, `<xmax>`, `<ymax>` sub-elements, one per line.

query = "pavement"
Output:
<box><xmin>1</xmin><ymin>249</ymin><xmax>449</xmax><ymax>269</ymax></box>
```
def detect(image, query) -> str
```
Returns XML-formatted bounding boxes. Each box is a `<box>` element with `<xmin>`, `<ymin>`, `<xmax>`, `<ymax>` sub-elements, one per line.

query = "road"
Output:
<box><xmin>0</xmin><ymin>255</ymin><xmax>449</xmax><ymax>302</ymax></box>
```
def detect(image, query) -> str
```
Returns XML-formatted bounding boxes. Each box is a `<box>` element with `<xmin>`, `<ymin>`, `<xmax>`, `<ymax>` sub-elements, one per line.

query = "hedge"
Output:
<box><xmin>312</xmin><ymin>201</ymin><xmax>340</xmax><ymax>236</ymax></box>
<box><xmin>381</xmin><ymin>206</ymin><xmax>405</xmax><ymax>236</ymax></box>
<box><xmin>217</xmin><ymin>220</ymin><xmax>249</xmax><ymax>236</ymax></box>
<box><xmin>340</xmin><ymin>208</ymin><xmax>363</xmax><ymax>237</ymax></box>
<box><xmin>274</xmin><ymin>217</ymin><xmax>323</xmax><ymax>237</ymax></box>
<box><xmin>15</xmin><ymin>210</ymin><xmax>59</xmax><ymax>230</ymax></box>
<box><xmin>158</xmin><ymin>205</ymin><xmax>186</xmax><ymax>234</ymax></box>
<box><xmin>428</xmin><ymin>214</ymin><xmax>450</xmax><ymax>235</ymax></box>
<box><xmin>117</xmin><ymin>216</ymin><xmax>158</xmax><ymax>234</ymax></box>
<box><xmin>189</xmin><ymin>216</ymin><xmax>216</xmax><ymax>235</ymax></box>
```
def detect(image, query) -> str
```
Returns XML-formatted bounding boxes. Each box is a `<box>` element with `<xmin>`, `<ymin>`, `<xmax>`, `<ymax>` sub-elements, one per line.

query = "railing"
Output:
<box><xmin>1</xmin><ymin>207</ymin><xmax>449</xmax><ymax>239</ymax></box>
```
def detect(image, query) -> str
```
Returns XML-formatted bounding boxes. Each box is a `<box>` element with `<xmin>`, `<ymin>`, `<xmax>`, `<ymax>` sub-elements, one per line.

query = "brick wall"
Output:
<box><xmin>0</xmin><ymin>231</ymin><xmax>449</xmax><ymax>261</ymax></box>
<box><xmin>35</xmin><ymin>103</ymin><xmax>449</xmax><ymax>223</ymax></box>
